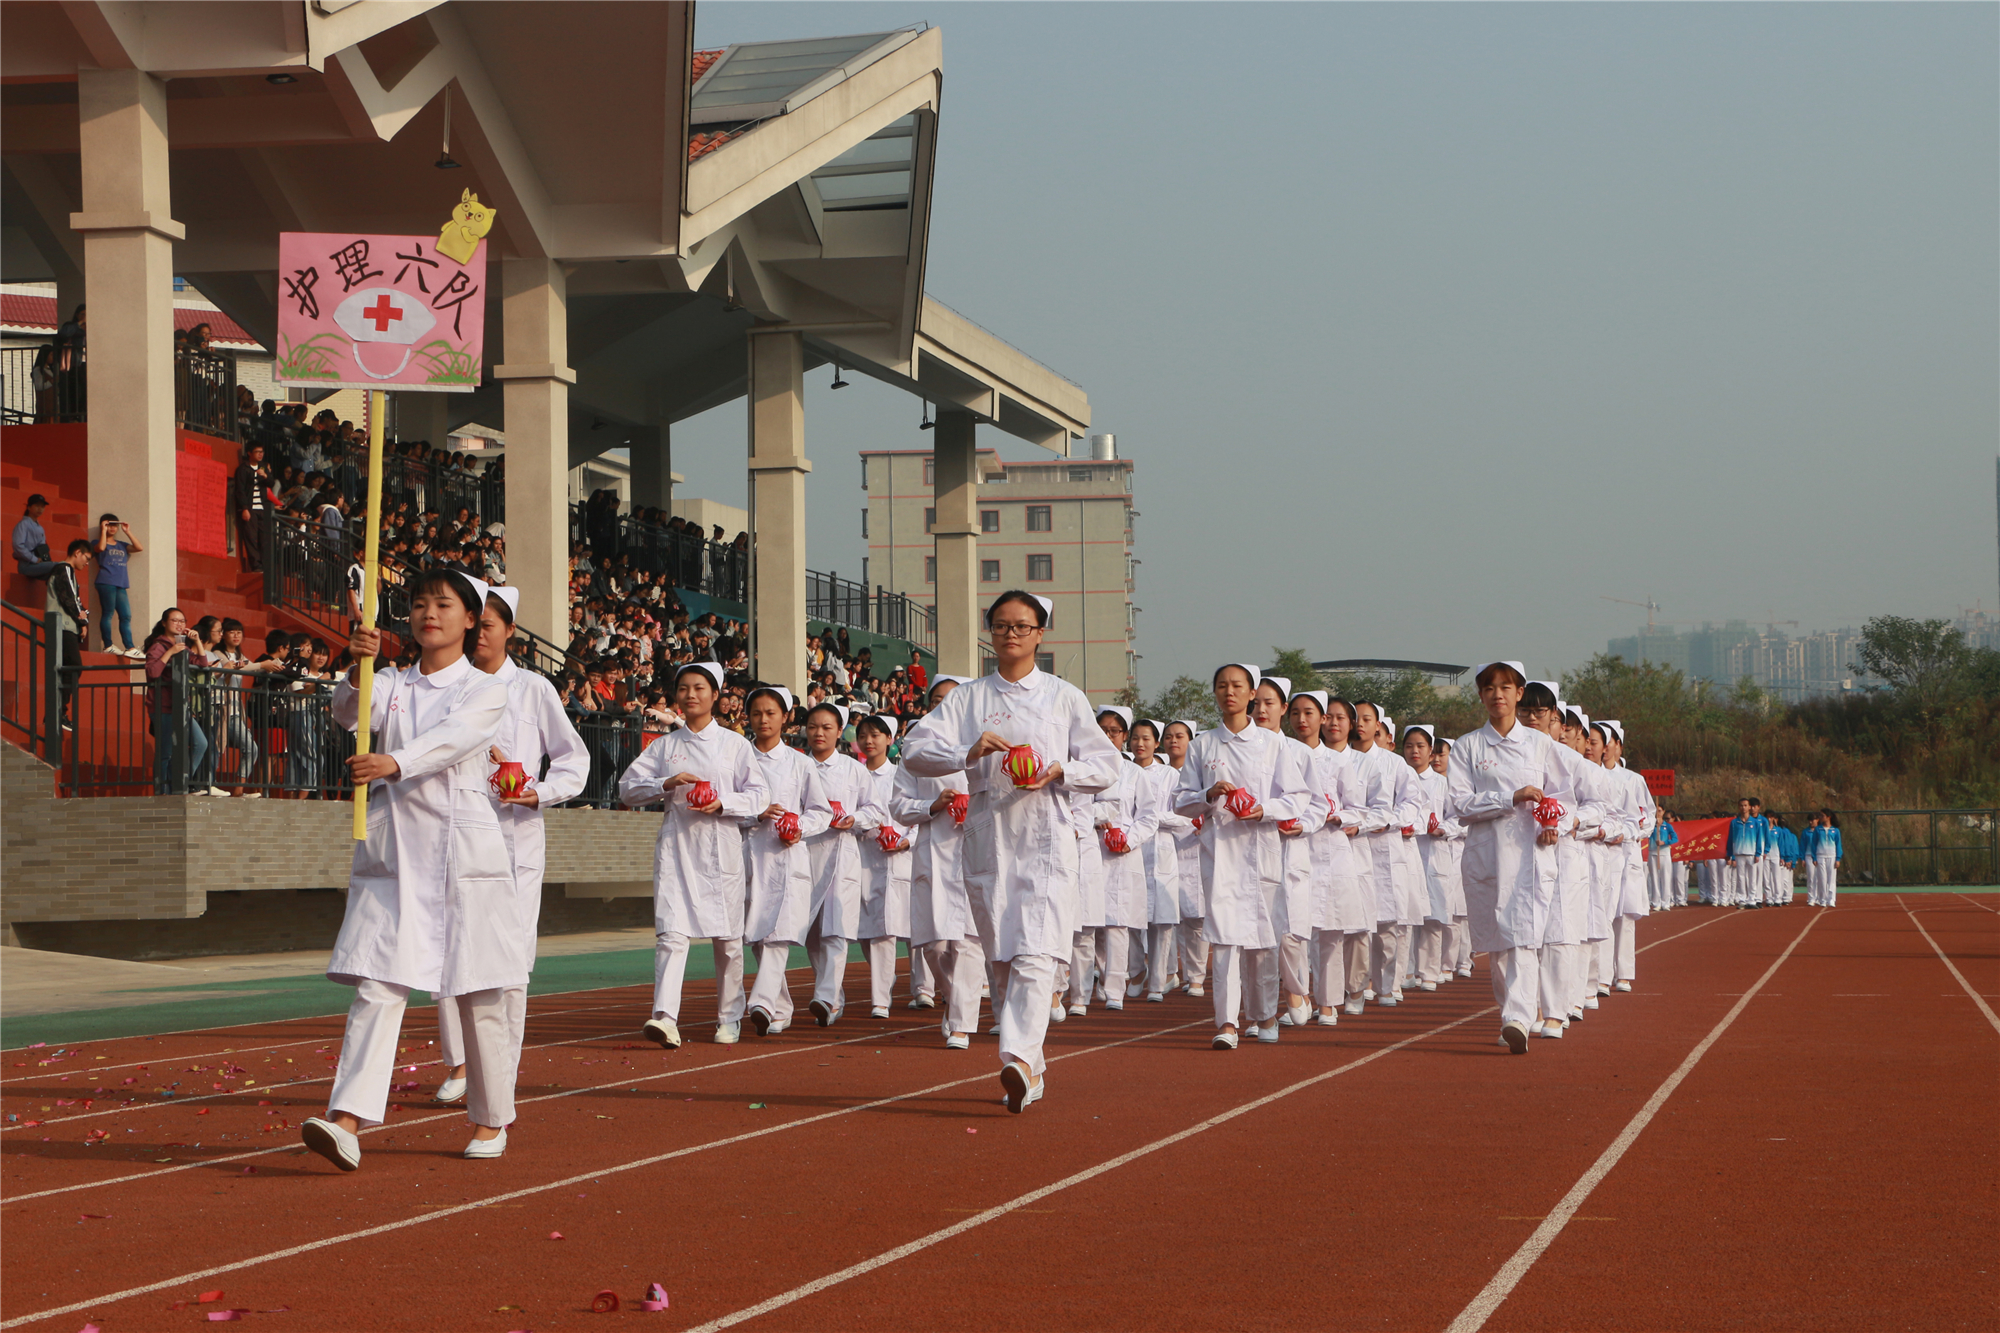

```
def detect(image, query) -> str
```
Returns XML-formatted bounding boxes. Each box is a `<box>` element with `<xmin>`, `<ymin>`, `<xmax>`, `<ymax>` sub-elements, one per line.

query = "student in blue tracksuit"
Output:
<box><xmin>1727</xmin><ymin>798</ymin><xmax>1768</xmax><ymax>909</ymax></box>
<box><xmin>1807</xmin><ymin>810</ymin><xmax>1845</xmax><ymax>907</ymax></box>
<box><xmin>1648</xmin><ymin>812</ymin><xmax>1681</xmax><ymax>911</ymax></box>
<box><xmin>1769</xmin><ymin>815</ymin><xmax>1800</xmax><ymax>905</ymax></box>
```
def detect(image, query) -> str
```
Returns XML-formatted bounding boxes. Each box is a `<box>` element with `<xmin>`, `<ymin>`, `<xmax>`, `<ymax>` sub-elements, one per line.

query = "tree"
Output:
<box><xmin>1267</xmin><ymin>648</ymin><xmax>1327</xmax><ymax>696</ymax></box>
<box><xmin>1141</xmin><ymin>674</ymin><xmax>1219</xmax><ymax>730</ymax></box>
<box><xmin>1854</xmin><ymin>616</ymin><xmax>1969</xmax><ymax>715</ymax></box>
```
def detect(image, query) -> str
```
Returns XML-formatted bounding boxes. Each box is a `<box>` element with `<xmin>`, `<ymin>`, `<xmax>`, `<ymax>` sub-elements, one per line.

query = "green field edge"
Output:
<box><xmin>1</xmin><ymin>940</ymin><xmax>907</xmax><ymax>1050</ymax></box>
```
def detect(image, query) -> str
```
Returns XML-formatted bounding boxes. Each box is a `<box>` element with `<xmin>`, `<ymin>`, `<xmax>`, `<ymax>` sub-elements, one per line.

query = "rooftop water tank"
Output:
<box><xmin>1089</xmin><ymin>433</ymin><xmax>1116</xmax><ymax>460</ymax></box>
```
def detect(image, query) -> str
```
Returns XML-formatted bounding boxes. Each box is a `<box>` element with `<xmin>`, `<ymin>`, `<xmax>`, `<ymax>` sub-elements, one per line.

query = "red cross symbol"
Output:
<box><xmin>362</xmin><ymin>294</ymin><xmax>403</xmax><ymax>333</ymax></box>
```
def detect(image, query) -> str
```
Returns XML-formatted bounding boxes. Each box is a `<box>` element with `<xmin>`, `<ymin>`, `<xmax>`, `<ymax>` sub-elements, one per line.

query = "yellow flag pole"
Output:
<box><xmin>352</xmin><ymin>388</ymin><xmax>386</xmax><ymax>840</ymax></box>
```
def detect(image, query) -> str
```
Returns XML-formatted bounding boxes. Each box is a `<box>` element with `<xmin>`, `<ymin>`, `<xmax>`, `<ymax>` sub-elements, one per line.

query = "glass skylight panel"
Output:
<box><xmin>691</xmin><ymin>32</ymin><xmax>909</xmax><ymax>123</ymax></box>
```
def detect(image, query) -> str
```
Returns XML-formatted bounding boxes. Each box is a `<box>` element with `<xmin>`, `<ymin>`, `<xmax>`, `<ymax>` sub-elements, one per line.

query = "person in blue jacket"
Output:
<box><xmin>1727</xmin><ymin>798</ymin><xmax>1768</xmax><ymax>909</ymax></box>
<box><xmin>1648</xmin><ymin>811</ymin><xmax>1681</xmax><ymax>911</ymax></box>
<box><xmin>1769</xmin><ymin>814</ymin><xmax>1800</xmax><ymax>905</ymax></box>
<box><xmin>1807</xmin><ymin>810</ymin><xmax>1845</xmax><ymax>907</ymax></box>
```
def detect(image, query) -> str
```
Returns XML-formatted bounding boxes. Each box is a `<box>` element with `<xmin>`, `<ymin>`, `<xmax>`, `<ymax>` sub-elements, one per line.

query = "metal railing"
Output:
<box><xmin>573</xmin><ymin>505</ymin><xmax>748</xmax><ymax>604</ymax></box>
<box><xmin>1781</xmin><ymin>809</ymin><xmax>2000</xmax><ymax>887</ymax></box>
<box><xmin>808</xmin><ymin>568</ymin><xmax>936</xmax><ymax>655</ymax></box>
<box><xmin>3</xmin><ymin>343</ymin><xmax>239</xmax><ymax>439</ymax></box>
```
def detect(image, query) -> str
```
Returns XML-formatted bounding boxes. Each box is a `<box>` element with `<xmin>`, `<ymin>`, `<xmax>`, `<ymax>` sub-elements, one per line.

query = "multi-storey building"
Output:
<box><xmin>861</xmin><ymin>437</ymin><xmax>1137</xmax><ymax>702</ymax></box>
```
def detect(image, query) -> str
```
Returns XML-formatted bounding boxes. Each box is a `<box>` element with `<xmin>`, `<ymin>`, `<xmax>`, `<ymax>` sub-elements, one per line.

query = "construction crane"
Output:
<box><xmin>1600</xmin><ymin>596</ymin><xmax>1701</xmax><ymax>632</ymax></box>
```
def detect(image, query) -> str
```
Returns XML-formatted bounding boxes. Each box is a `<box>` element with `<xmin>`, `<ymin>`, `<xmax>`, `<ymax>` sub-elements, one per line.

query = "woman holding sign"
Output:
<box><xmin>617</xmin><ymin>661</ymin><xmax>767</xmax><ymax>1050</ymax></box>
<box><xmin>900</xmin><ymin>591</ymin><xmax>1122</xmax><ymax>1113</ymax></box>
<box><xmin>300</xmin><ymin>570</ymin><xmax>512</xmax><ymax>1170</ymax></box>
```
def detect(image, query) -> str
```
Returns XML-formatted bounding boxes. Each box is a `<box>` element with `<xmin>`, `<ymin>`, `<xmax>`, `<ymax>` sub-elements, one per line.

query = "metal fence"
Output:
<box><xmin>807</xmin><ymin>568</ymin><xmax>936</xmax><ymax>655</ymax></box>
<box><xmin>1778</xmin><ymin>809</ymin><xmax>2000</xmax><ymax>887</ymax></box>
<box><xmin>3</xmin><ymin>344</ymin><xmax>239</xmax><ymax>439</ymax></box>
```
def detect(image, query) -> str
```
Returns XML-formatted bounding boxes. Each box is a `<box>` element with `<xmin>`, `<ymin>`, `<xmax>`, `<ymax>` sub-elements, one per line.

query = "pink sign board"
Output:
<box><xmin>274</xmin><ymin>231</ymin><xmax>486</xmax><ymax>393</ymax></box>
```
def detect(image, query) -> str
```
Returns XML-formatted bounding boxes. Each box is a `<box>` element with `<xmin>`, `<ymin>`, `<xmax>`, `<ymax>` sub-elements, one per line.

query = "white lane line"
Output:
<box><xmin>0</xmin><ymin>1016</ymin><xmax>938</xmax><ymax>1204</ymax></box>
<box><xmin>0</xmin><ymin>1019</ymin><xmax>1206</xmax><ymax>1331</ymax></box>
<box><xmin>1905</xmin><ymin>904</ymin><xmax>2000</xmax><ymax>1037</ymax></box>
<box><xmin>679</xmin><ymin>1005</ymin><xmax>1497</xmax><ymax>1333</ymax></box>
<box><xmin>1954</xmin><ymin>894</ymin><xmax>1998</xmax><ymax>914</ymax></box>
<box><xmin>1637</xmin><ymin>912</ymin><xmax>1731</xmax><ymax>953</ymax></box>
<box><xmin>1443</xmin><ymin>908</ymin><xmax>1824</xmax><ymax>1333</ymax></box>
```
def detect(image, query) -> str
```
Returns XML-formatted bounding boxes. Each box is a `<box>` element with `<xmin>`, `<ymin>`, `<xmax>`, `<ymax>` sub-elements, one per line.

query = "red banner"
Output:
<box><xmin>1640</xmin><ymin>768</ymin><xmax>1675</xmax><ymax>798</ymax></box>
<box><xmin>1669</xmin><ymin>817</ymin><xmax>1731</xmax><ymax>863</ymax></box>
<box><xmin>175</xmin><ymin>451</ymin><xmax>230</xmax><ymax>558</ymax></box>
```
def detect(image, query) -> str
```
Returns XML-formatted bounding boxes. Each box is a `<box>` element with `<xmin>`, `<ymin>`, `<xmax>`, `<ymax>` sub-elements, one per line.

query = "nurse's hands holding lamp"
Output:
<box><xmin>662</xmin><ymin>772</ymin><xmax>722</xmax><ymax>814</ymax></box>
<box><xmin>1206</xmin><ymin>781</ymin><xmax>1263</xmax><ymax>822</ymax></box>
<box><xmin>968</xmin><ymin>731</ymin><xmax>1065</xmax><ymax>791</ymax></box>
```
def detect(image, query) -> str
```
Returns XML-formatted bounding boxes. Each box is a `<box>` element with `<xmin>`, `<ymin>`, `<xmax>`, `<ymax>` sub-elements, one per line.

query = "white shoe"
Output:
<box><xmin>1276</xmin><ymin>1010</ymin><xmax>1295</xmax><ymax>1027</ymax></box>
<box><xmin>1256</xmin><ymin>1023</ymin><xmax>1280</xmax><ymax>1044</ymax></box>
<box><xmin>301</xmin><ymin>1117</ymin><xmax>360</xmax><ymax>1171</ymax></box>
<box><xmin>980</xmin><ymin>984</ymin><xmax>991</xmax><ymax>998</ymax></box>
<box><xmin>1362</xmin><ymin>987</ymin><xmax>1376</xmax><ymax>1001</ymax></box>
<box><xmin>1092</xmin><ymin>983</ymin><xmax>1108</xmax><ymax>1004</ymax></box>
<box><xmin>1000</xmin><ymin>1061</ymin><xmax>1041</xmax><ymax>1113</ymax></box>
<box><xmin>1613</xmin><ymin>980</ymin><xmax>1632</xmax><ymax>993</ymax></box>
<box><xmin>463</xmin><ymin>1128</ymin><xmax>507</xmax><ymax>1159</ymax></box>
<box><xmin>1211</xmin><ymin>1030</ymin><xmax>1238</xmax><ymax>1050</ymax></box>
<box><xmin>206</xmin><ymin>786</ymin><xmax>230</xmax><ymax>797</ymax></box>
<box><xmin>749</xmin><ymin>1006</ymin><xmax>774</xmax><ymax>1037</ymax></box>
<box><xmin>1537</xmin><ymin>1020</ymin><xmax>1564</xmax><ymax>1039</ymax></box>
<box><xmin>1288</xmin><ymin>1001</ymin><xmax>1311</xmax><ymax>1027</ymax></box>
<box><xmin>1068</xmin><ymin>1003</ymin><xmax>1088</xmax><ymax>1018</ymax></box>
<box><xmin>810</xmin><ymin>999</ymin><xmax>839</xmax><ymax>1028</ymax></box>
<box><xmin>1391</xmin><ymin>988</ymin><xmax>1405</xmax><ymax>1002</ymax></box>
<box><xmin>1582</xmin><ymin>996</ymin><xmax>1600</xmax><ymax>1010</ymax></box>
<box><xmin>1597</xmin><ymin>984</ymin><xmax>1611</xmax><ymax>996</ymax></box>
<box><xmin>1501</xmin><ymin>1020</ymin><xmax>1530</xmax><ymax>1054</ymax></box>
<box><xmin>713</xmin><ymin>1022</ymin><xmax>740</xmax><ymax>1044</ymax></box>
<box><xmin>1104</xmin><ymin>1001</ymin><xmax>1123</xmax><ymax>1012</ymax></box>
<box><xmin>237</xmin><ymin>790</ymin><xmax>263</xmax><ymax>799</ymax></box>
<box><xmin>945</xmin><ymin>1032</ymin><xmax>970</xmax><ymax>1050</ymax></box>
<box><xmin>1419</xmin><ymin>981</ymin><xmax>1438</xmax><ymax>992</ymax></box>
<box><xmin>1377</xmin><ymin>995</ymin><xmax>1399</xmax><ymax>1007</ymax></box>
<box><xmin>1567</xmin><ymin>1006</ymin><xmax>1585</xmax><ymax>1022</ymax></box>
<box><xmin>1315</xmin><ymin>1009</ymin><xmax>1339</xmax><ymax>1026</ymax></box>
<box><xmin>1145</xmin><ymin>991</ymin><xmax>1165</xmax><ymax>1003</ymax></box>
<box><xmin>1242</xmin><ymin>1023</ymin><xmax>1260</xmax><ymax>1040</ymax></box>
<box><xmin>1344</xmin><ymin>998</ymin><xmax>1365</xmax><ymax>1016</ymax></box>
<box><xmin>1187</xmin><ymin>984</ymin><xmax>1206</xmax><ymax>998</ymax></box>
<box><xmin>1126</xmin><ymin>979</ymin><xmax>1146</xmax><ymax>999</ymax></box>
<box><xmin>643</xmin><ymin>1017</ymin><xmax>682</xmax><ymax>1050</ymax></box>
<box><xmin>1049</xmin><ymin>1001</ymin><xmax>1067</xmax><ymax>1024</ymax></box>
<box><xmin>910</xmin><ymin>994</ymin><xmax>936</xmax><ymax>1010</ymax></box>
<box><xmin>870</xmin><ymin>1006</ymin><xmax>890</xmax><ymax>1019</ymax></box>
<box><xmin>434</xmin><ymin>1076</ymin><xmax>467</xmax><ymax>1104</ymax></box>
<box><xmin>1455</xmin><ymin>967</ymin><xmax>1473</xmax><ymax>978</ymax></box>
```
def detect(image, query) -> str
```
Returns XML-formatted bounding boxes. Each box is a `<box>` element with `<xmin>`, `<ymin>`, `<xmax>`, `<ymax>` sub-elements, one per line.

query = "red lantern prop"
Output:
<box><xmin>775</xmin><ymin>811</ymin><xmax>801</xmax><ymax>844</ymax></box>
<box><xmin>687</xmin><ymin>780</ymin><xmax>716</xmax><ymax>810</ymax></box>
<box><xmin>1103</xmin><ymin>826</ymin><xmax>1129</xmax><ymax>854</ymax></box>
<box><xmin>1225</xmin><ymin>787</ymin><xmax>1257</xmax><ymax>818</ymax></box>
<box><xmin>876</xmin><ymin>825</ymin><xmax>904</xmax><ymax>853</ymax></box>
<box><xmin>489</xmin><ymin>760</ymin><xmax>530</xmax><ymax>799</ymax></box>
<box><xmin>1003</xmin><ymin>744</ymin><xmax>1044</xmax><ymax>788</ymax></box>
<box><xmin>1534</xmin><ymin>796</ymin><xmax>1565</xmax><ymax>829</ymax></box>
<box><xmin>1277</xmin><ymin>818</ymin><xmax>1300</xmax><ymax>834</ymax></box>
<box><xmin>948</xmin><ymin>791</ymin><xmax>970</xmax><ymax>825</ymax></box>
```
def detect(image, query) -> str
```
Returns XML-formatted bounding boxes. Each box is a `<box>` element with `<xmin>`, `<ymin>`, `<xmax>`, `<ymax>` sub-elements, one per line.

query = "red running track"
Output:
<box><xmin>2</xmin><ymin>897</ymin><xmax>1993</xmax><ymax>1332</ymax></box>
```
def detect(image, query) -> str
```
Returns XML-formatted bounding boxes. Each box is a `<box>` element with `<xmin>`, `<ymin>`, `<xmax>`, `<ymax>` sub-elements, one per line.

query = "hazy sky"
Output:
<box><xmin>670</xmin><ymin>2</ymin><xmax>1999</xmax><ymax>693</ymax></box>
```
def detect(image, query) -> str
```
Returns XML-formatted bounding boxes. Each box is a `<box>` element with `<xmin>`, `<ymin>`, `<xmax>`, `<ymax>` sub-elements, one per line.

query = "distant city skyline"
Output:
<box><xmin>662</xmin><ymin>3</ymin><xmax>1998</xmax><ymax>695</ymax></box>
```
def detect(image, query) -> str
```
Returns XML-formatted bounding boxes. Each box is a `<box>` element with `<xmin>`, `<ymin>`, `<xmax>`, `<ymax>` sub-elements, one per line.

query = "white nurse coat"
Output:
<box><xmin>853</xmin><ymin>761</ymin><xmax>915</xmax><ymax>940</ymax></box>
<box><xmin>741</xmin><ymin>743</ymin><xmax>833</xmax><ymax>948</ymax></box>
<box><xmin>1444</xmin><ymin>721</ymin><xmax>1618</xmax><ymax>953</ymax></box>
<box><xmin>805</xmin><ymin>751</ymin><xmax>871</xmax><ymax>939</ymax></box>
<box><xmin>891</xmin><ymin>760</ymin><xmax>972</xmax><ymax>949</ymax></box>
<box><xmin>899</xmin><ymin>668</ymin><xmax>1122</xmax><ymax>964</ymax></box>
<box><xmin>1173</xmin><ymin>721</ymin><xmax>1309</xmax><ymax>949</ymax></box>
<box><xmin>618</xmin><ymin>720</ymin><xmax>766</xmax><ymax>941</ymax></box>
<box><xmin>1097</xmin><ymin>758</ymin><xmax>1159</xmax><ymax>932</ymax></box>
<box><xmin>1136</xmin><ymin>760</ymin><xmax>1188</xmax><ymax>927</ymax></box>
<box><xmin>485</xmin><ymin>658</ymin><xmax>590</xmax><ymax>973</ymax></box>
<box><xmin>1310</xmin><ymin>744</ymin><xmax>1374</xmax><ymax>935</ymax></box>
<box><xmin>329</xmin><ymin>657</ymin><xmax>515</xmax><ymax>996</ymax></box>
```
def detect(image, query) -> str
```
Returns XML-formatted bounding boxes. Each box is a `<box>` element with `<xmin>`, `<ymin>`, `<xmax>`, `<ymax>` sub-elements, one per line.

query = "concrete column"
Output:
<box><xmin>394</xmin><ymin>390</ymin><xmax>450</xmax><ymax>447</ymax></box>
<box><xmin>931</xmin><ymin>410</ymin><xmax>980</xmax><ymax>677</ymax></box>
<box><xmin>72</xmin><ymin>68</ymin><xmax>184</xmax><ymax>626</ymax></box>
<box><xmin>628</xmin><ymin>422</ymin><xmax>674</xmax><ymax>510</ymax></box>
<box><xmin>746</xmin><ymin>331</ymin><xmax>810</xmax><ymax>693</ymax></box>
<box><xmin>494</xmin><ymin>259</ymin><xmax>574</xmax><ymax>643</ymax></box>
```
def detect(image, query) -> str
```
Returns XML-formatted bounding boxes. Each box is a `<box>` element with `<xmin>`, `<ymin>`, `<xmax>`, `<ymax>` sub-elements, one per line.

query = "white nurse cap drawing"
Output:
<box><xmin>334</xmin><ymin>286</ymin><xmax>436</xmax><ymax>379</ymax></box>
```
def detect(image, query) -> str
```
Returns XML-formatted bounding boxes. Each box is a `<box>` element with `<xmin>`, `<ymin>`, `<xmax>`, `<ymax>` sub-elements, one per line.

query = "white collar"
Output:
<box><xmin>993</xmin><ymin>667</ymin><xmax>1043</xmax><ymax>693</ymax></box>
<box><xmin>411</xmin><ymin>655</ymin><xmax>473</xmax><ymax>690</ymax></box>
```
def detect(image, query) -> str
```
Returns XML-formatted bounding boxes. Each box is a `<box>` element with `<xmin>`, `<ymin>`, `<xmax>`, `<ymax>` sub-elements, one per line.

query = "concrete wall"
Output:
<box><xmin>3</xmin><ymin>742</ymin><xmax>661</xmax><ymax>929</ymax></box>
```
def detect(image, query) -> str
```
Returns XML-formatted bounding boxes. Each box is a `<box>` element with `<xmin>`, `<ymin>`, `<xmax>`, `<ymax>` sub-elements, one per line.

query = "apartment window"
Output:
<box><xmin>860</xmin><ymin>508</ymin><xmax>869</xmax><ymax>538</ymax></box>
<box><xmin>1035</xmin><ymin>651</ymin><xmax>1056</xmax><ymax>674</ymax></box>
<box><xmin>1069</xmin><ymin>467</ymin><xmax>1092</xmax><ymax>482</ymax></box>
<box><xmin>980</xmin><ymin>559</ymin><xmax>1001</xmax><ymax>583</ymax></box>
<box><xmin>924</xmin><ymin>556</ymin><xmax>936</xmax><ymax>584</ymax></box>
<box><xmin>1026</xmin><ymin>505</ymin><xmax>1052</xmax><ymax>532</ymax></box>
<box><xmin>924</xmin><ymin>507</ymin><xmax>935</xmax><ymax>533</ymax></box>
<box><xmin>980</xmin><ymin>509</ymin><xmax>1000</xmax><ymax>533</ymax></box>
<box><xmin>923</xmin><ymin>459</ymin><xmax>935</xmax><ymax>485</ymax></box>
<box><xmin>1027</xmin><ymin>554</ymin><xmax>1053</xmax><ymax>582</ymax></box>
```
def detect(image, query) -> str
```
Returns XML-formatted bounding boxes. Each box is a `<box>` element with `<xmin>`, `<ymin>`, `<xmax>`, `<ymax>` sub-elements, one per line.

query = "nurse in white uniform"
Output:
<box><xmin>1443</xmin><ymin>661</ymin><xmax>1617</xmax><ymax>1055</ymax></box>
<box><xmin>1598</xmin><ymin>722</ymin><xmax>1654</xmax><ymax>991</ymax></box>
<box><xmin>900</xmin><ymin>591</ymin><xmax>1122</xmax><ymax>1113</ymax></box>
<box><xmin>302</xmin><ymin>570</ymin><xmax>514</xmax><ymax>1170</ymax></box>
<box><xmin>432</xmin><ymin>586</ymin><xmax>589</xmax><ymax>1104</ymax></box>
<box><xmin>741</xmin><ymin>685</ymin><xmax>833</xmax><ymax>1037</ymax></box>
<box><xmin>1315</xmin><ymin>699</ymin><xmax>1377</xmax><ymax>1015</ymax></box>
<box><xmin>895</xmin><ymin>675</ymin><xmax>984</xmax><ymax>1047</ymax></box>
<box><xmin>617</xmin><ymin>661</ymin><xmax>767</xmax><ymax>1050</ymax></box>
<box><xmin>1253</xmin><ymin>676</ymin><xmax>1319</xmax><ymax>1030</ymax></box>
<box><xmin>1091</xmin><ymin>706</ymin><xmax>1156</xmax><ymax>1013</ymax></box>
<box><xmin>1162</xmin><ymin>721</ymin><xmax>1210</xmax><ymax>997</ymax></box>
<box><xmin>1429</xmin><ymin>738</ymin><xmax>1471</xmax><ymax>978</ymax></box>
<box><xmin>801</xmin><ymin>702</ymin><xmax>867</xmax><ymax>1025</ymax></box>
<box><xmin>1131</xmin><ymin>719</ymin><xmax>1188</xmax><ymax>1001</ymax></box>
<box><xmin>1174</xmin><ymin>663</ymin><xmax>1309</xmax><ymax>1048</ymax></box>
<box><xmin>852</xmin><ymin>713</ymin><xmax>916</xmax><ymax>1019</ymax></box>
<box><xmin>1402</xmin><ymin>725</ymin><xmax>1456</xmax><ymax>991</ymax></box>
<box><xmin>1352</xmin><ymin>702</ymin><xmax>1416</xmax><ymax>1005</ymax></box>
